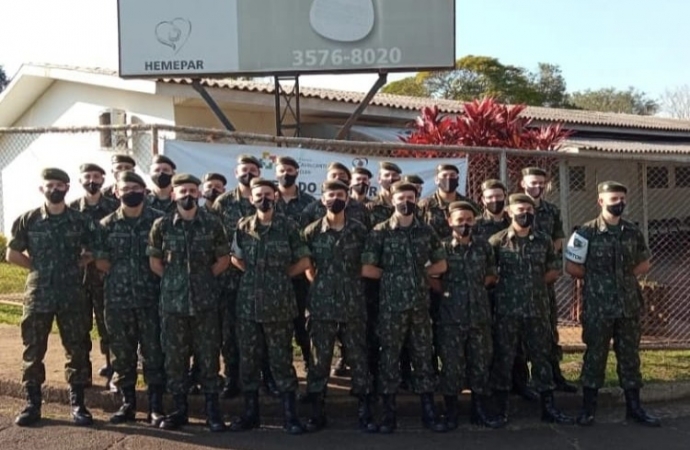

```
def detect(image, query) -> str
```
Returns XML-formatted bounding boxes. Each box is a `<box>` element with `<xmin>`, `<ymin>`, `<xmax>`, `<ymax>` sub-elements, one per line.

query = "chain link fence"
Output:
<box><xmin>1</xmin><ymin>124</ymin><xmax>690</xmax><ymax>350</ymax></box>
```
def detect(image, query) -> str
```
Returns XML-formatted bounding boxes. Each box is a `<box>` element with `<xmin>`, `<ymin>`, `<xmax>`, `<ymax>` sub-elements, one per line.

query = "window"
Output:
<box><xmin>675</xmin><ymin>166</ymin><xmax>690</xmax><ymax>188</ymax></box>
<box><xmin>647</xmin><ymin>166</ymin><xmax>669</xmax><ymax>189</ymax></box>
<box><xmin>569</xmin><ymin>166</ymin><xmax>586</xmax><ymax>192</ymax></box>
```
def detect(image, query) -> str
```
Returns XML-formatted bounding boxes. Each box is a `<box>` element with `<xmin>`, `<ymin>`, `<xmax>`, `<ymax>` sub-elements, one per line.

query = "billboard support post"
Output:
<box><xmin>335</xmin><ymin>72</ymin><xmax>388</xmax><ymax>141</ymax></box>
<box><xmin>274</xmin><ymin>75</ymin><xmax>301</xmax><ymax>139</ymax></box>
<box><xmin>191</xmin><ymin>80</ymin><xmax>238</xmax><ymax>133</ymax></box>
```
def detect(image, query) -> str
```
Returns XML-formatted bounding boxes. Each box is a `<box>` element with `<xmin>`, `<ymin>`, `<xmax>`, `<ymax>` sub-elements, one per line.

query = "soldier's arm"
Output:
<box><xmin>6</xmin><ymin>215</ymin><xmax>31</xmax><ymax>269</ymax></box>
<box><xmin>300</xmin><ymin>226</ymin><xmax>317</xmax><ymax>282</ymax></box>
<box><xmin>426</xmin><ymin>228</ymin><xmax>448</xmax><ymax>277</ymax></box>
<box><xmin>564</xmin><ymin>229</ymin><xmax>587</xmax><ymax>279</ymax></box>
<box><xmin>146</xmin><ymin>218</ymin><xmax>165</xmax><ymax>277</ymax></box>
<box><xmin>94</xmin><ymin>220</ymin><xmax>112</xmax><ymax>273</ymax></box>
<box><xmin>230</xmin><ymin>228</ymin><xmax>246</xmax><ymax>271</ymax></box>
<box><xmin>544</xmin><ymin>239</ymin><xmax>561</xmax><ymax>285</ymax></box>
<box><xmin>361</xmin><ymin>229</ymin><xmax>383</xmax><ymax>279</ymax></box>
<box><xmin>211</xmin><ymin>219</ymin><xmax>231</xmax><ymax>276</ymax></box>
<box><xmin>632</xmin><ymin>229</ymin><xmax>651</xmax><ymax>276</ymax></box>
<box><xmin>552</xmin><ymin>206</ymin><xmax>566</xmax><ymax>252</ymax></box>
<box><xmin>484</xmin><ymin>241</ymin><xmax>498</xmax><ymax>286</ymax></box>
<box><xmin>287</xmin><ymin>221</ymin><xmax>312</xmax><ymax>278</ymax></box>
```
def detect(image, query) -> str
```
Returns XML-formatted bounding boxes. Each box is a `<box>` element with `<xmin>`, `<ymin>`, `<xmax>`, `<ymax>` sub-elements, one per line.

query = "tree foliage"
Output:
<box><xmin>0</xmin><ymin>65</ymin><xmax>8</xmax><ymax>94</ymax></box>
<box><xmin>567</xmin><ymin>87</ymin><xmax>658</xmax><ymax>115</ymax></box>
<box><xmin>660</xmin><ymin>85</ymin><xmax>690</xmax><ymax>120</ymax></box>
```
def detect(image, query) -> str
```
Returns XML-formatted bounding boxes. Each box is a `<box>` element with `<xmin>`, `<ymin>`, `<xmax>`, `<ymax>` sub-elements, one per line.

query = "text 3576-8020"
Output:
<box><xmin>292</xmin><ymin>48</ymin><xmax>403</xmax><ymax>67</ymax></box>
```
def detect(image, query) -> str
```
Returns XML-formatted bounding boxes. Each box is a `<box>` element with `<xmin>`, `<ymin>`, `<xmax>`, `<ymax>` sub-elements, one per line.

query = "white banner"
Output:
<box><xmin>162</xmin><ymin>140</ymin><xmax>468</xmax><ymax>199</ymax></box>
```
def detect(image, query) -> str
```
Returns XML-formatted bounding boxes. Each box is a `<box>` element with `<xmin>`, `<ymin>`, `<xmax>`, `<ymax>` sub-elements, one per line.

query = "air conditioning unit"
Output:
<box><xmin>99</xmin><ymin>109</ymin><xmax>129</xmax><ymax>150</ymax></box>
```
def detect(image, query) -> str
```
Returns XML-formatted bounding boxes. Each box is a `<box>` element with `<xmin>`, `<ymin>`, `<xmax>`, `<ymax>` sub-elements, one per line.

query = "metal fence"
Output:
<box><xmin>1</xmin><ymin>124</ymin><xmax>690</xmax><ymax>350</ymax></box>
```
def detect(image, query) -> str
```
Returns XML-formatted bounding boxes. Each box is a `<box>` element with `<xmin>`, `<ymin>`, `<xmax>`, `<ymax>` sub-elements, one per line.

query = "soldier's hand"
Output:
<box><xmin>305</xmin><ymin>268</ymin><xmax>317</xmax><ymax>283</ymax></box>
<box><xmin>428</xmin><ymin>277</ymin><xmax>443</xmax><ymax>294</ymax></box>
<box><xmin>79</xmin><ymin>252</ymin><xmax>94</xmax><ymax>268</ymax></box>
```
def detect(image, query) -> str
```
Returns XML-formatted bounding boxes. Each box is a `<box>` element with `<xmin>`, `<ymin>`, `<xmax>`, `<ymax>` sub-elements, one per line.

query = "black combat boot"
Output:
<box><xmin>147</xmin><ymin>384</ymin><xmax>166</xmax><ymax>427</ymax></box>
<box><xmin>444</xmin><ymin>395</ymin><xmax>459</xmax><ymax>430</ymax></box>
<box><xmin>230</xmin><ymin>391</ymin><xmax>261</xmax><ymax>431</ymax></box>
<box><xmin>205</xmin><ymin>393</ymin><xmax>227</xmax><ymax>432</ymax></box>
<box><xmin>624</xmin><ymin>389</ymin><xmax>661</xmax><ymax>427</ymax></box>
<box><xmin>541</xmin><ymin>390</ymin><xmax>575</xmax><ymax>424</ymax></box>
<box><xmin>282</xmin><ymin>392</ymin><xmax>305</xmax><ymax>435</ymax></box>
<box><xmin>470</xmin><ymin>393</ymin><xmax>504</xmax><ymax>428</ymax></box>
<box><xmin>357</xmin><ymin>394</ymin><xmax>379</xmax><ymax>433</ymax></box>
<box><xmin>494</xmin><ymin>390</ymin><xmax>510</xmax><ymax>426</ymax></box>
<box><xmin>379</xmin><ymin>394</ymin><xmax>397</xmax><ymax>434</ymax></box>
<box><xmin>69</xmin><ymin>384</ymin><xmax>94</xmax><ymax>426</ymax></box>
<box><xmin>160</xmin><ymin>394</ymin><xmax>188</xmax><ymax>430</ymax></box>
<box><xmin>576</xmin><ymin>387</ymin><xmax>598</xmax><ymax>426</ymax></box>
<box><xmin>15</xmin><ymin>385</ymin><xmax>42</xmax><ymax>427</ymax></box>
<box><xmin>420</xmin><ymin>393</ymin><xmax>447</xmax><ymax>432</ymax></box>
<box><xmin>305</xmin><ymin>393</ymin><xmax>327</xmax><ymax>432</ymax></box>
<box><xmin>262</xmin><ymin>367</ymin><xmax>280</xmax><ymax>398</ymax></box>
<box><xmin>110</xmin><ymin>385</ymin><xmax>137</xmax><ymax>424</ymax></box>
<box><xmin>220</xmin><ymin>376</ymin><xmax>241</xmax><ymax>400</ymax></box>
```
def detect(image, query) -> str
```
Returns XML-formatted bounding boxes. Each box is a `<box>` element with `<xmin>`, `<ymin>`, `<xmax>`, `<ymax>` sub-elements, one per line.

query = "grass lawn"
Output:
<box><xmin>0</xmin><ymin>262</ymin><xmax>27</xmax><ymax>295</ymax></box>
<box><xmin>0</xmin><ymin>303</ymin><xmax>99</xmax><ymax>340</ymax></box>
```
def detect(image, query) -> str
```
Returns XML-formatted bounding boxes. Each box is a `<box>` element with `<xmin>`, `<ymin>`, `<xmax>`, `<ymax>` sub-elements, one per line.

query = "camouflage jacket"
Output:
<box><xmin>213</xmin><ymin>187</ymin><xmax>256</xmax><ymax>235</ymax></box>
<box><xmin>366</xmin><ymin>194</ymin><xmax>395</xmax><ymax>228</ymax></box>
<box><xmin>489</xmin><ymin>228</ymin><xmax>559</xmax><ymax>318</ymax></box>
<box><xmin>573</xmin><ymin>216</ymin><xmax>650</xmax><ymax>319</ymax></box>
<box><xmin>418</xmin><ymin>190</ymin><xmax>481</xmax><ymax>240</ymax></box>
<box><xmin>275</xmin><ymin>189</ymin><xmax>316</xmax><ymax>224</ymax></box>
<box><xmin>474</xmin><ymin>211</ymin><xmax>511</xmax><ymax>241</ymax></box>
<box><xmin>301</xmin><ymin>198</ymin><xmax>370</xmax><ymax>229</ymax></box>
<box><xmin>439</xmin><ymin>237</ymin><xmax>496</xmax><ymax>326</ymax></box>
<box><xmin>362</xmin><ymin>216</ymin><xmax>446</xmax><ymax>313</ymax></box>
<box><xmin>233</xmin><ymin>213</ymin><xmax>311</xmax><ymax>322</ymax></box>
<box><xmin>534</xmin><ymin>199</ymin><xmax>566</xmax><ymax>244</ymax></box>
<box><xmin>302</xmin><ymin>217</ymin><xmax>368</xmax><ymax>321</ymax></box>
<box><xmin>147</xmin><ymin>207</ymin><xmax>229</xmax><ymax>315</ymax></box>
<box><xmin>146</xmin><ymin>194</ymin><xmax>176</xmax><ymax>214</ymax></box>
<box><xmin>98</xmin><ymin>206</ymin><xmax>164</xmax><ymax>309</ymax></box>
<box><xmin>8</xmin><ymin>205</ymin><xmax>101</xmax><ymax>313</ymax></box>
<box><xmin>101</xmin><ymin>184</ymin><xmax>117</xmax><ymax>201</ymax></box>
<box><xmin>69</xmin><ymin>194</ymin><xmax>119</xmax><ymax>222</ymax></box>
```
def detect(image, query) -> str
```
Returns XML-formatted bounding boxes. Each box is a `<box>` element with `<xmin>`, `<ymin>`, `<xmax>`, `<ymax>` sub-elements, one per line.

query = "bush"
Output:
<box><xmin>0</xmin><ymin>233</ymin><xmax>7</xmax><ymax>261</ymax></box>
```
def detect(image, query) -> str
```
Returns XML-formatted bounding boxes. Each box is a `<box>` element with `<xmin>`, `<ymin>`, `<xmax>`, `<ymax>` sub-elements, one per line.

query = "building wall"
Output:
<box><xmin>173</xmin><ymin>105</ymin><xmax>277</xmax><ymax>135</ymax></box>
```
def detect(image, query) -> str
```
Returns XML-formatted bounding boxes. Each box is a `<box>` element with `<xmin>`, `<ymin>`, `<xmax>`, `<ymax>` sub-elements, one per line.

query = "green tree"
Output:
<box><xmin>569</xmin><ymin>87</ymin><xmax>659</xmax><ymax>115</ymax></box>
<box><xmin>529</xmin><ymin>63</ymin><xmax>568</xmax><ymax>108</ymax></box>
<box><xmin>0</xmin><ymin>65</ymin><xmax>8</xmax><ymax>93</ymax></box>
<box><xmin>380</xmin><ymin>76</ymin><xmax>429</xmax><ymax>97</ymax></box>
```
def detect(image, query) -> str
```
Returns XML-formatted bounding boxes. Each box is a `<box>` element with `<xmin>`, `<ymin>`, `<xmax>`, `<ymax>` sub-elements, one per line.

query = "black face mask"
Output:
<box><xmin>606</xmin><ymin>202</ymin><xmax>626</xmax><ymax>217</ymax></box>
<box><xmin>255</xmin><ymin>197</ymin><xmax>273</xmax><ymax>213</ymax></box>
<box><xmin>439</xmin><ymin>177</ymin><xmax>459</xmax><ymax>194</ymax></box>
<box><xmin>45</xmin><ymin>189</ymin><xmax>67</xmax><ymax>205</ymax></box>
<box><xmin>351</xmin><ymin>183</ymin><xmax>369</xmax><ymax>196</ymax></box>
<box><xmin>176</xmin><ymin>195</ymin><xmax>197</xmax><ymax>211</ymax></box>
<box><xmin>238</xmin><ymin>173</ymin><xmax>256</xmax><ymax>187</ymax></box>
<box><xmin>83</xmin><ymin>182</ymin><xmax>102</xmax><ymax>195</ymax></box>
<box><xmin>526</xmin><ymin>186</ymin><xmax>544</xmax><ymax>199</ymax></box>
<box><xmin>278</xmin><ymin>174</ymin><xmax>297</xmax><ymax>188</ymax></box>
<box><xmin>203</xmin><ymin>189</ymin><xmax>221</xmax><ymax>203</ymax></box>
<box><xmin>121</xmin><ymin>191</ymin><xmax>145</xmax><ymax>207</ymax></box>
<box><xmin>514</xmin><ymin>212</ymin><xmax>535</xmax><ymax>228</ymax></box>
<box><xmin>485</xmin><ymin>200</ymin><xmax>505</xmax><ymax>215</ymax></box>
<box><xmin>453</xmin><ymin>225</ymin><xmax>471</xmax><ymax>237</ymax></box>
<box><xmin>395</xmin><ymin>201</ymin><xmax>417</xmax><ymax>217</ymax></box>
<box><xmin>151</xmin><ymin>173</ymin><xmax>172</xmax><ymax>189</ymax></box>
<box><xmin>325</xmin><ymin>198</ymin><xmax>347</xmax><ymax>214</ymax></box>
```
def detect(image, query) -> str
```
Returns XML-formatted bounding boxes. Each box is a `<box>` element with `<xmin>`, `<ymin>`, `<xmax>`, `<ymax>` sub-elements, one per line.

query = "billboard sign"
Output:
<box><xmin>118</xmin><ymin>0</ymin><xmax>456</xmax><ymax>78</ymax></box>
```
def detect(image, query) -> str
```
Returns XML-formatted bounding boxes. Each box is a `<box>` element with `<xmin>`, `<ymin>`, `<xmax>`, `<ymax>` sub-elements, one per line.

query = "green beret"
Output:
<box><xmin>598</xmin><ymin>181</ymin><xmax>627</xmax><ymax>194</ymax></box>
<box><xmin>508</xmin><ymin>193</ymin><xmax>536</xmax><ymax>207</ymax></box>
<box><xmin>152</xmin><ymin>154</ymin><xmax>177</xmax><ymax>170</ymax></box>
<box><xmin>111</xmin><ymin>154</ymin><xmax>136</xmax><ymax>166</ymax></box>
<box><xmin>249</xmin><ymin>177</ymin><xmax>277</xmax><ymax>191</ymax></box>
<box><xmin>448</xmin><ymin>201</ymin><xmax>478</xmax><ymax>215</ymax></box>
<box><xmin>237</xmin><ymin>154</ymin><xmax>262</xmax><ymax>168</ymax></box>
<box><xmin>202</xmin><ymin>172</ymin><xmax>227</xmax><ymax>186</ymax></box>
<box><xmin>436</xmin><ymin>164</ymin><xmax>459</xmax><ymax>174</ymax></box>
<box><xmin>322</xmin><ymin>179</ymin><xmax>350</xmax><ymax>193</ymax></box>
<box><xmin>379</xmin><ymin>161</ymin><xmax>402</xmax><ymax>174</ymax></box>
<box><xmin>171</xmin><ymin>173</ymin><xmax>200</xmax><ymax>187</ymax></box>
<box><xmin>276</xmin><ymin>156</ymin><xmax>299</xmax><ymax>169</ymax></box>
<box><xmin>403</xmin><ymin>174</ymin><xmax>425</xmax><ymax>185</ymax></box>
<box><xmin>41</xmin><ymin>168</ymin><xmax>70</xmax><ymax>183</ymax></box>
<box><xmin>327</xmin><ymin>161</ymin><xmax>351</xmax><ymax>174</ymax></box>
<box><xmin>481</xmin><ymin>179</ymin><xmax>507</xmax><ymax>192</ymax></box>
<box><xmin>352</xmin><ymin>167</ymin><xmax>373</xmax><ymax>179</ymax></box>
<box><xmin>521</xmin><ymin>167</ymin><xmax>547</xmax><ymax>177</ymax></box>
<box><xmin>390</xmin><ymin>181</ymin><xmax>418</xmax><ymax>195</ymax></box>
<box><xmin>118</xmin><ymin>171</ymin><xmax>146</xmax><ymax>187</ymax></box>
<box><xmin>79</xmin><ymin>163</ymin><xmax>105</xmax><ymax>175</ymax></box>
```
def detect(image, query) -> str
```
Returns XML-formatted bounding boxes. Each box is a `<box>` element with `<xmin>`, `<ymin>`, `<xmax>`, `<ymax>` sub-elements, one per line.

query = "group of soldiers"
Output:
<box><xmin>6</xmin><ymin>151</ymin><xmax>661</xmax><ymax>434</ymax></box>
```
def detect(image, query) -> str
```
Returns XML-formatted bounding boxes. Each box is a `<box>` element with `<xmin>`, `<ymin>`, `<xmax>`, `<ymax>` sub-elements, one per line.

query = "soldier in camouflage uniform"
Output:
<box><xmin>366</xmin><ymin>161</ymin><xmax>401</xmax><ymax>228</ymax></box>
<box><xmin>147</xmin><ymin>155</ymin><xmax>177</xmax><ymax>214</ymax></box>
<box><xmin>102</xmin><ymin>154</ymin><xmax>136</xmax><ymax>200</ymax></box>
<box><xmin>148</xmin><ymin>173</ymin><xmax>230</xmax><ymax>432</ymax></box>
<box><xmin>349</xmin><ymin>167</ymin><xmax>373</xmax><ymax>205</ymax></box>
<box><xmin>69</xmin><ymin>163</ymin><xmax>119</xmax><ymax>386</ymax></box>
<box><xmin>565</xmin><ymin>181</ymin><xmax>660</xmax><ymax>427</ymax></box>
<box><xmin>95</xmin><ymin>171</ymin><xmax>166</xmax><ymax>426</ymax></box>
<box><xmin>8</xmin><ymin>168</ymin><xmax>100</xmax><ymax>427</ymax></box>
<box><xmin>229</xmin><ymin>178</ymin><xmax>312</xmax><ymax>435</ymax></box>
<box><xmin>436</xmin><ymin>201</ymin><xmax>502</xmax><ymax>429</ymax></box>
<box><xmin>301</xmin><ymin>180</ymin><xmax>377</xmax><ymax>433</ymax></box>
<box><xmin>520</xmin><ymin>167</ymin><xmax>577</xmax><ymax>393</ymax></box>
<box><xmin>489</xmin><ymin>193</ymin><xmax>573</xmax><ymax>426</ymax></box>
<box><xmin>361</xmin><ymin>181</ymin><xmax>447</xmax><ymax>434</ymax></box>
<box><xmin>403</xmin><ymin>174</ymin><xmax>425</xmax><ymax>198</ymax></box>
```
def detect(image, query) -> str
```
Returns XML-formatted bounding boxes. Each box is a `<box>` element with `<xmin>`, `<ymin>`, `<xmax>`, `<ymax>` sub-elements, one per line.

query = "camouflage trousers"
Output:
<box><xmin>491</xmin><ymin>316</ymin><xmax>555</xmax><ymax>393</ymax></box>
<box><xmin>378</xmin><ymin>309</ymin><xmax>436</xmax><ymax>394</ymax></box>
<box><xmin>105</xmin><ymin>306</ymin><xmax>164</xmax><ymax>389</ymax></box>
<box><xmin>83</xmin><ymin>265</ymin><xmax>109</xmax><ymax>356</ymax></box>
<box><xmin>161</xmin><ymin>311</ymin><xmax>221</xmax><ymax>395</ymax></box>
<box><xmin>306</xmin><ymin>318</ymin><xmax>372</xmax><ymax>396</ymax></box>
<box><xmin>365</xmin><ymin>280</ymin><xmax>380</xmax><ymax>385</ymax></box>
<box><xmin>292</xmin><ymin>276</ymin><xmax>311</xmax><ymax>361</ymax></box>
<box><xmin>21</xmin><ymin>308</ymin><xmax>91</xmax><ymax>386</ymax></box>
<box><xmin>581</xmin><ymin>316</ymin><xmax>643</xmax><ymax>390</ymax></box>
<box><xmin>548</xmin><ymin>284</ymin><xmax>563</xmax><ymax>363</ymax></box>
<box><xmin>237</xmin><ymin>320</ymin><xmax>298</xmax><ymax>394</ymax></box>
<box><xmin>220</xmin><ymin>286</ymin><xmax>239</xmax><ymax>381</ymax></box>
<box><xmin>437</xmin><ymin>323</ymin><xmax>492</xmax><ymax>395</ymax></box>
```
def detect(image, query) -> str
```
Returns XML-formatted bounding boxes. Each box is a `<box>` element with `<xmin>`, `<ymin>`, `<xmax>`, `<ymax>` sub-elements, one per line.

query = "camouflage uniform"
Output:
<box><xmin>438</xmin><ymin>237</ymin><xmax>495</xmax><ymax>395</ymax></box>
<box><xmin>102</xmin><ymin>184</ymin><xmax>118</xmax><ymax>201</ymax></box>
<box><xmin>301</xmin><ymin>198</ymin><xmax>370</xmax><ymax>229</ymax></box>
<box><xmin>366</xmin><ymin>193</ymin><xmax>395</xmax><ymax>228</ymax></box>
<box><xmin>147</xmin><ymin>207</ymin><xmax>229</xmax><ymax>395</ymax></box>
<box><xmin>233</xmin><ymin>213</ymin><xmax>311</xmax><ymax>393</ymax></box>
<box><xmin>98</xmin><ymin>206</ymin><xmax>165</xmax><ymax>389</ymax></box>
<box><xmin>489</xmin><ymin>228</ymin><xmax>560</xmax><ymax>393</ymax></box>
<box><xmin>474</xmin><ymin>211</ymin><xmax>511</xmax><ymax>241</ymax></box>
<box><xmin>302</xmin><ymin>217</ymin><xmax>372</xmax><ymax>395</ymax></box>
<box><xmin>361</xmin><ymin>216</ymin><xmax>446</xmax><ymax>394</ymax></box>
<box><xmin>9</xmin><ymin>205</ymin><xmax>100</xmax><ymax>387</ymax></box>
<box><xmin>147</xmin><ymin>194</ymin><xmax>176</xmax><ymax>214</ymax></box>
<box><xmin>418</xmin><ymin>191</ymin><xmax>481</xmax><ymax>240</ymax></box>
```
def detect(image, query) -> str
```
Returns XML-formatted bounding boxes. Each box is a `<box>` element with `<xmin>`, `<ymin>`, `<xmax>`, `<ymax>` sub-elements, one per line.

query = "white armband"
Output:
<box><xmin>564</xmin><ymin>232</ymin><xmax>588</xmax><ymax>264</ymax></box>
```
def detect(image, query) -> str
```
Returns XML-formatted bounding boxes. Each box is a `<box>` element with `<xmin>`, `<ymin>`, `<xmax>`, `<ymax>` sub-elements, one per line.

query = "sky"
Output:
<box><xmin>1</xmin><ymin>0</ymin><xmax>689</xmax><ymax>99</ymax></box>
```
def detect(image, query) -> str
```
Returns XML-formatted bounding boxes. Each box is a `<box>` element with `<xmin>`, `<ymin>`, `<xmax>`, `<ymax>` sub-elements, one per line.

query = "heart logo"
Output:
<box><xmin>155</xmin><ymin>18</ymin><xmax>192</xmax><ymax>54</ymax></box>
